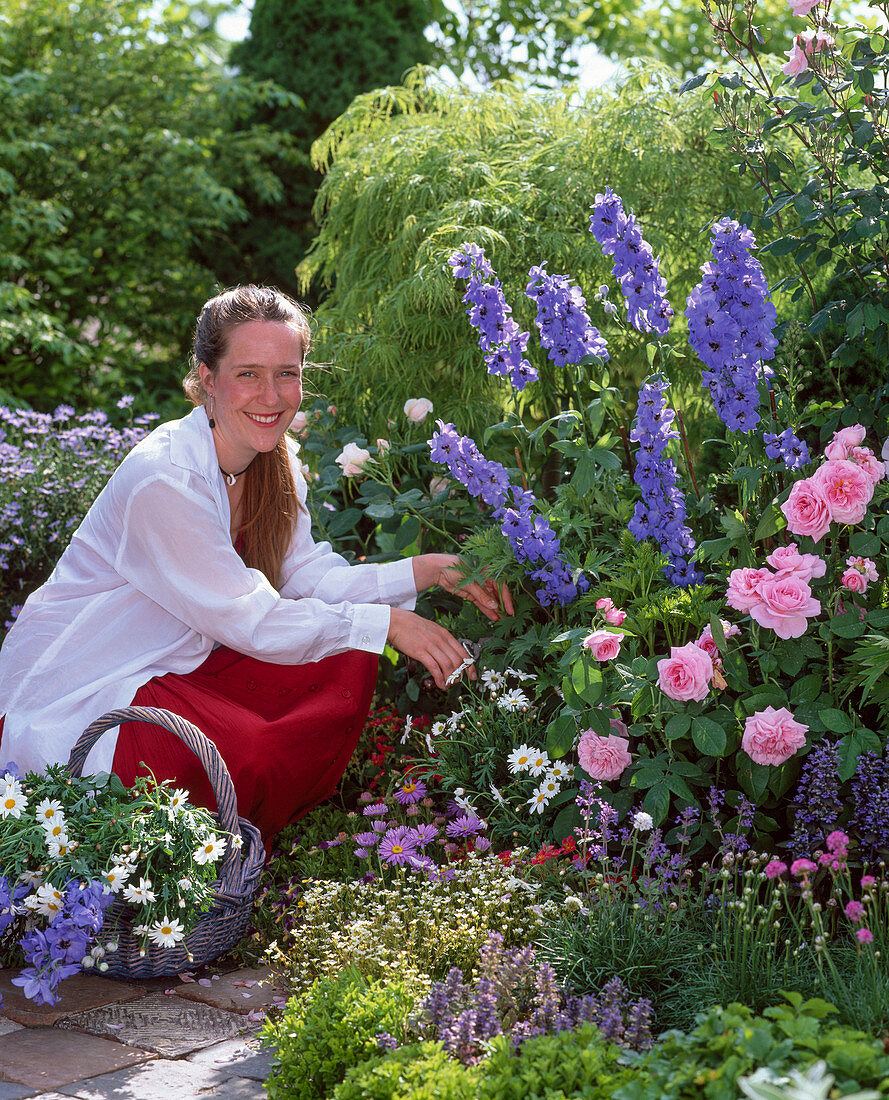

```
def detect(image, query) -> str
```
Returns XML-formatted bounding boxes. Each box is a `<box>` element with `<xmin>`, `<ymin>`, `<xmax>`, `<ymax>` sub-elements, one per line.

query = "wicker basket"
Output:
<box><xmin>66</xmin><ymin>705</ymin><xmax>264</xmax><ymax>979</ymax></box>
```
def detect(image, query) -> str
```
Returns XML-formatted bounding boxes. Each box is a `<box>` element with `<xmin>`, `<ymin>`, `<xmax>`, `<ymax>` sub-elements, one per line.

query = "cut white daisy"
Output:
<box><xmin>167</xmin><ymin>789</ymin><xmax>189</xmax><ymax>814</ymax></box>
<box><xmin>231</xmin><ymin>834</ymin><xmax>243</xmax><ymax>850</ymax></box>
<box><xmin>148</xmin><ymin>917</ymin><xmax>185</xmax><ymax>948</ymax></box>
<box><xmin>35</xmin><ymin>799</ymin><xmax>65</xmax><ymax>827</ymax></box>
<box><xmin>32</xmin><ymin>883</ymin><xmax>65</xmax><ymax>918</ymax></box>
<box><xmin>102</xmin><ymin>866</ymin><xmax>130</xmax><ymax>894</ymax></box>
<box><xmin>194</xmin><ymin>834</ymin><xmax>227</xmax><ymax>865</ymax></box>
<box><xmin>526</xmin><ymin>787</ymin><xmax>550</xmax><ymax>815</ymax></box>
<box><xmin>507</xmin><ymin>744</ymin><xmax>534</xmax><ymax>773</ymax></box>
<box><xmin>0</xmin><ymin>786</ymin><xmax>27</xmax><ymax>819</ymax></box>
<box><xmin>527</xmin><ymin>750</ymin><xmax>551</xmax><ymax>778</ymax></box>
<box><xmin>123</xmin><ymin>877</ymin><xmax>157</xmax><ymax>905</ymax></box>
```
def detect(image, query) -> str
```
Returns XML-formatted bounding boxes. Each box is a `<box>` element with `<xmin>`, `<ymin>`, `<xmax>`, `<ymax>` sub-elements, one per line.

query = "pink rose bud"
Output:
<box><xmin>657</xmin><ymin>642</ymin><xmax>714</xmax><ymax>703</ymax></box>
<box><xmin>742</xmin><ymin>706</ymin><xmax>808</xmax><ymax>765</ymax></box>
<box><xmin>581</xmin><ymin>629</ymin><xmax>622</xmax><ymax>661</ymax></box>
<box><xmin>403</xmin><ymin>397</ymin><xmax>434</xmax><ymax>423</ymax></box>
<box><xmin>577</xmin><ymin>730</ymin><xmax>631</xmax><ymax>782</ymax></box>
<box><xmin>781</xmin><ymin>478</ymin><xmax>832</xmax><ymax>542</ymax></box>
<box><xmin>291</xmin><ymin>411</ymin><xmax>309</xmax><ymax>433</ymax></box>
<box><xmin>604</xmin><ymin>607</ymin><xmax>626</xmax><ymax>626</ymax></box>
<box><xmin>824</xmin><ymin>423</ymin><xmax>866</xmax><ymax>462</ymax></box>
<box><xmin>595</xmin><ymin>597</ymin><xmax>614</xmax><ymax>612</ymax></box>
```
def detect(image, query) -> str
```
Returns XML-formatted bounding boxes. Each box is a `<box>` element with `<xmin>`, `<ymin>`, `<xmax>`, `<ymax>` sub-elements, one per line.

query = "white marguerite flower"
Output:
<box><xmin>35</xmin><ymin>799</ymin><xmax>65</xmax><ymax>827</ymax></box>
<box><xmin>490</xmin><ymin>784</ymin><xmax>506</xmax><ymax>804</ymax></box>
<box><xmin>496</xmin><ymin>688</ymin><xmax>530</xmax><ymax>713</ymax></box>
<box><xmin>430</xmin><ymin>720</ymin><xmax>446</xmax><ymax>738</ymax></box>
<box><xmin>102</xmin><ymin>866</ymin><xmax>130</xmax><ymax>894</ymax></box>
<box><xmin>506</xmin><ymin>667</ymin><xmax>536</xmax><ymax>682</ymax></box>
<box><xmin>527</xmin><ymin>750</ymin><xmax>551</xmax><ymax>778</ymax></box>
<box><xmin>32</xmin><ymin>883</ymin><xmax>65</xmax><ymax>918</ymax></box>
<box><xmin>0</xmin><ymin>784</ymin><xmax>27</xmax><ymax>819</ymax></box>
<box><xmin>167</xmin><ymin>789</ymin><xmax>189</xmax><ymax>814</ymax></box>
<box><xmin>46</xmin><ymin>834</ymin><xmax>73</xmax><ymax>859</ymax></box>
<box><xmin>194</xmin><ymin>834</ymin><xmax>227</xmax><ymax>865</ymax></box>
<box><xmin>400</xmin><ymin>716</ymin><xmax>414</xmax><ymax>745</ymax></box>
<box><xmin>547</xmin><ymin>762</ymin><xmax>569</xmax><ymax>782</ymax></box>
<box><xmin>123</xmin><ymin>877</ymin><xmax>157</xmax><ymax>905</ymax></box>
<box><xmin>148</xmin><ymin>917</ymin><xmax>185</xmax><ymax>948</ymax></box>
<box><xmin>526</xmin><ymin>787</ymin><xmax>550</xmax><ymax>815</ymax></box>
<box><xmin>44</xmin><ymin>821</ymin><xmax>66</xmax><ymax>840</ymax></box>
<box><xmin>507</xmin><ymin>744</ymin><xmax>534</xmax><ymax>773</ymax></box>
<box><xmin>481</xmin><ymin>669</ymin><xmax>506</xmax><ymax>693</ymax></box>
<box><xmin>632</xmin><ymin>811</ymin><xmax>654</xmax><ymax>832</ymax></box>
<box><xmin>540</xmin><ymin>777</ymin><xmax>561</xmax><ymax>799</ymax></box>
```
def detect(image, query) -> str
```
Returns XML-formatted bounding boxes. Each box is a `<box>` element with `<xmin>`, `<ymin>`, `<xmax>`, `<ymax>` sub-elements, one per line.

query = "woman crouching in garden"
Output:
<box><xmin>0</xmin><ymin>285</ymin><xmax>512</xmax><ymax>851</ymax></box>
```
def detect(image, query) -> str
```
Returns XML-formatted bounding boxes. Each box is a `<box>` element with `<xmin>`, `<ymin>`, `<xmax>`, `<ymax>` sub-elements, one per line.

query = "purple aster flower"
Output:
<box><xmin>362</xmin><ymin>802</ymin><xmax>388</xmax><ymax>816</ymax></box>
<box><xmin>377</xmin><ymin>829</ymin><xmax>418</xmax><ymax>866</ymax></box>
<box><xmin>354</xmin><ymin>831</ymin><xmax>380</xmax><ymax>847</ymax></box>
<box><xmin>446</xmin><ymin>814</ymin><xmax>484</xmax><ymax>839</ymax></box>
<box><xmin>410</xmin><ymin>823</ymin><xmax>439</xmax><ymax>847</ymax></box>
<box><xmin>394</xmin><ymin>777</ymin><xmax>427</xmax><ymax>806</ymax></box>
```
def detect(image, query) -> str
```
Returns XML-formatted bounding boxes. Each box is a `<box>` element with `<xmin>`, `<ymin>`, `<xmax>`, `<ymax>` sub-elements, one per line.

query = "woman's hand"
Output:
<box><xmin>387</xmin><ymin>607</ymin><xmax>477</xmax><ymax>691</ymax></box>
<box><xmin>412</xmin><ymin>553</ymin><xmax>514</xmax><ymax>622</ymax></box>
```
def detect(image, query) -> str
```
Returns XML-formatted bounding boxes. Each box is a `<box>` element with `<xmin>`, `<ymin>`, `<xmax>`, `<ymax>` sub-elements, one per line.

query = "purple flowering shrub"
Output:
<box><xmin>0</xmin><ymin>401</ymin><xmax>156</xmax><ymax>630</ymax></box>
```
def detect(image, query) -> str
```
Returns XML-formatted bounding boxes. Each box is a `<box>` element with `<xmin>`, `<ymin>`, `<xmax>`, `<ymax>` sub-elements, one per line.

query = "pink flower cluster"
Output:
<box><xmin>741</xmin><ymin>705</ymin><xmax>808</xmax><ymax>765</ymax></box>
<box><xmin>782</xmin><ymin>27</ymin><xmax>835</xmax><ymax>76</ymax></box>
<box><xmin>781</xmin><ymin>425</ymin><xmax>882</xmax><ymax>542</ymax></box>
<box><xmin>818</xmin><ymin>829</ymin><xmax>849</xmax><ymax>872</ymax></box>
<box><xmin>841</xmin><ymin>555</ymin><xmax>879</xmax><ymax>594</ymax></box>
<box><xmin>726</xmin><ymin>542</ymin><xmax>823</xmax><ymax>639</ymax></box>
<box><xmin>577</xmin><ymin>719</ymin><xmax>631</xmax><ymax>781</ymax></box>
<box><xmin>595</xmin><ymin>596</ymin><xmax>626</xmax><ymax>626</ymax></box>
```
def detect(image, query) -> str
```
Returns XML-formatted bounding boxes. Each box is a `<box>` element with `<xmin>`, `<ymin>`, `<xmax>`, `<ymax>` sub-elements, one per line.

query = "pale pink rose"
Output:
<box><xmin>327</xmin><ymin>405</ymin><xmax>337</xmax><ymax>417</ymax></box>
<box><xmin>595</xmin><ymin>597</ymin><xmax>614</xmax><ymax>612</ymax></box>
<box><xmin>695</xmin><ymin>621</ymin><xmax>740</xmax><ymax>663</ymax></box>
<box><xmin>749</xmin><ymin>573</ymin><xmax>821</xmax><ymax>639</ymax></box>
<box><xmin>765</xmin><ymin>542</ymin><xmax>826</xmax><ymax>583</ymax></box>
<box><xmin>800</xmin><ymin>28</ymin><xmax>834</xmax><ymax>55</ymax></box>
<box><xmin>811</xmin><ymin>459</ymin><xmax>873</xmax><ymax>525</ymax></box>
<box><xmin>788</xmin><ymin>0</ymin><xmax>820</xmax><ymax>14</ymax></box>
<box><xmin>291</xmin><ymin>410</ymin><xmax>309</xmax><ymax>433</ymax></box>
<box><xmin>404</xmin><ymin>397</ymin><xmax>434</xmax><ymax>423</ymax></box>
<box><xmin>581</xmin><ymin>629</ymin><xmax>622</xmax><ymax>662</ymax></box>
<box><xmin>429</xmin><ymin>475</ymin><xmax>451</xmax><ymax>497</ymax></box>
<box><xmin>657</xmin><ymin>642</ymin><xmax>714</xmax><ymax>703</ymax></box>
<box><xmin>608</xmin><ymin>717</ymin><xmax>628</xmax><ymax>738</ymax></box>
<box><xmin>781</xmin><ymin>478</ymin><xmax>832</xmax><ymax>541</ymax></box>
<box><xmin>841</xmin><ymin>567</ymin><xmax>867</xmax><ymax>593</ymax></box>
<box><xmin>376</xmin><ymin>438</ymin><xmax>391</xmax><ymax>453</ymax></box>
<box><xmin>847</xmin><ymin>555</ymin><xmax>878</xmax><ymax>583</ymax></box>
<box><xmin>882</xmin><ymin>436</ymin><xmax>889</xmax><ymax>477</ymax></box>
<box><xmin>335</xmin><ymin>441</ymin><xmax>372</xmax><ymax>476</ymax></box>
<box><xmin>577</xmin><ymin>730</ymin><xmax>631</xmax><ymax>782</ymax></box>
<box><xmin>782</xmin><ymin>41</ymin><xmax>809</xmax><ymax>75</ymax></box>
<box><xmin>742</xmin><ymin>705</ymin><xmax>808</xmax><ymax>765</ymax></box>
<box><xmin>726</xmin><ymin>568</ymin><xmax>769</xmax><ymax>613</ymax></box>
<box><xmin>604</xmin><ymin>606</ymin><xmax>626</xmax><ymax>626</ymax></box>
<box><xmin>848</xmin><ymin>446</ymin><xmax>885</xmax><ymax>485</ymax></box>
<box><xmin>824</xmin><ymin>424</ymin><xmax>867</xmax><ymax>461</ymax></box>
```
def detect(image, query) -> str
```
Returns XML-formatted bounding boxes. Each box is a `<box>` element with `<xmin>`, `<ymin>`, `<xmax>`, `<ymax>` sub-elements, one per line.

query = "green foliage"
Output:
<box><xmin>614</xmin><ymin>994</ymin><xmax>889</xmax><ymax>1100</ymax></box>
<box><xmin>262</xmin><ymin>970</ymin><xmax>416</xmax><ymax>1100</ymax></box>
<box><xmin>300</xmin><ymin>64</ymin><xmax>769</xmax><ymax>439</ymax></box>
<box><xmin>0</xmin><ymin>0</ymin><xmax>297</xmax><ymax>412</ymax></box>
<box><xmin>334</xmin><ymin>1041</ymin><xmax>479</xmax><ymax>1100</ymax></box>
<box><xmin>224</xmin><ymin>0</ymin><xmax>432</xmax><ymax>298</ymax></box>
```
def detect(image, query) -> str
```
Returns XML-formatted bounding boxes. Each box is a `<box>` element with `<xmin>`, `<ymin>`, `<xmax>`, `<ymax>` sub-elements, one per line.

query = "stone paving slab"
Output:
<box><xmin>53</xmin><ymin>1056</ymin><xmax>254</xmax><ymax>1099</ymax></box>
<box><xmin>0</xmin><ymin>1082</ymin><xmax>37</xmax><ymax>1100</ymax></box>
<box><xmin>186</xmin><ymin>1036</ymin><xmax>276</xmax><ymax>1080</ymax></box>
<box><xmin>0</xmin><ymin>1026</ymin><xmax>150</xmax><ymax>1091</ymax></box>
<box><xmin>57</xmin><ymin>992</ymin><xmax>256</xmax><ymax>1057</ymax></box>
<box><xmin>0</xmin><ymin>1019</ymin><xmax>22</xmax><ymax>1038</ymax></box>
<box><xmin>0</xmin><ymin>971</ymin><xmax>147</xmax><ymax>1028</ymax></box>
<box><xmin>174</xmin><ymin>966</ymin><xmax>285</xmax><ymax>1015</ymax></box>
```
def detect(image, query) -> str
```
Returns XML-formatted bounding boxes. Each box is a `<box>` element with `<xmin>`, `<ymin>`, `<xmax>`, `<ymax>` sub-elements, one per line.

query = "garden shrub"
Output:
<box><xmin>613</xmin><ymin>994</ymin><xmax>889</xmax><ymax>1100</ymax></box>
<box><xmin>333</xmin><ymin>1042</ymin><xmax>479</xmax><ymax>1100</ymax></box>
<box><xmin>262</xmin><ymin>969</ymin><xmax>415</xmax><ymax>1100</ymax></box>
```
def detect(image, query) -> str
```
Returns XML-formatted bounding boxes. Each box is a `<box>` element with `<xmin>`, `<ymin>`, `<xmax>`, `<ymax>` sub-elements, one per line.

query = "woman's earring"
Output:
<box><xmin>208</xmin><ymin>395</ymin><xmax>216</xmax><ymax>429</ymax></box>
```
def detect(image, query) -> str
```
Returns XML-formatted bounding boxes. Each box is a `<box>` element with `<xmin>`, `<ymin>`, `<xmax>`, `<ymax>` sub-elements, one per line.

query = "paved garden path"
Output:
<box><xmin>0</xmin><ymin>965</ymin><xmax>282</xmax><ymax>1098</ymax></box>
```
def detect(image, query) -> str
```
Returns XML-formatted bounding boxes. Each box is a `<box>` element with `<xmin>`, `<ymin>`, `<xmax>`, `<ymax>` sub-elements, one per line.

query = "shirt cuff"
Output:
<box><xmin>376</xmin><ymin>557</ymin><xmax>418</xmax><ymax>610</ymax></box>
<box><xmin>348</xmin><ymin>603</ymin><xmax>391</xmax><ymax>654</ymax></box>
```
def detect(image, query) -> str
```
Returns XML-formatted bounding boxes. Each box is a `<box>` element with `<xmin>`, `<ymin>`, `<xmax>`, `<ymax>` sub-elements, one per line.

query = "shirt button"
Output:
<box><xmin>342</xmin><ymin>689</ymin><xmax>352</xmax><ymax>699</ymax></box>
<box><xmin>246</xmin><ymin>679</ymin><xmax>256</xmax><ymax>691</ymax></box>
<box><xmin>278</xmin><ymin>688</ymin><xmax>289</xmax><ymax>697</ymax></box>
<box><xmin>361</xmin><ymin>634</ymin><xmax>371</xmax><ymax>646</ymax></box>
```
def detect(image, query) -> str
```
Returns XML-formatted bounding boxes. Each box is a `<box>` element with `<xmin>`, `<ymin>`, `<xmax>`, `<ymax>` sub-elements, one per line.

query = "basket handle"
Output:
<box><xmin>66</xmin><ymin>706</ymin><xmax>242</xmax><ymax>876</ymax></box>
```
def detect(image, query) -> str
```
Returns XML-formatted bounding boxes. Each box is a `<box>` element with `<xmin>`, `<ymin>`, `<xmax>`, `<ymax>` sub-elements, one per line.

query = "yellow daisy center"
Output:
<box><xmin>3</xmin><ymin>797</ymin><xmax>15</xmax><ymax>810</ymax></box>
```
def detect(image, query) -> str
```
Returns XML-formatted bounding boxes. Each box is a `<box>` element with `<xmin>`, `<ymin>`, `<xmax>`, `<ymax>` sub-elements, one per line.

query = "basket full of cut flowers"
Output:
<box><xmin>0</xmin><ymin>706</ymin><xmax>263</xmax><ymax>1003</ymax></box>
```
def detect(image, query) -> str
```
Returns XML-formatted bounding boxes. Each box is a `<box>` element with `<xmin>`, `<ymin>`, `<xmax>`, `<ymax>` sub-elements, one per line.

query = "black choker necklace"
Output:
<box><xmin>219</xmin><ymin>463</ymin><xmax>252</xmax><ymax>487</ymax></box>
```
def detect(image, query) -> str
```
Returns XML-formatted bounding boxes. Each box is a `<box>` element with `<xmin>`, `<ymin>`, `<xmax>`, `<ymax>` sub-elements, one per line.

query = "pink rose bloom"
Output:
<box><xmin>657</xmin><ymin>642</ymin><xmax>714</xmax><ymax>703</ymax></box>
<box><xmin>849</xmin><ymin>446</ymin><xmax>885</xmax><ymax>485</ymax></box>
<box><xmin>857</xmin><ymin>928</ymin><xmax>874</xmax><ymax>944</ymax></box>
<box><xmin>800</xmin><ymin>28</ymin><xmax>834</xmax><ymax>55</ymax></box>
<box><xmin>790</xmin><ymin>857</ymin><xmax>818</xmax><ymax>876</ymax></box>
<box><xmin>811</xmin><ymin>459</ymin><xmax>873</xmax><ymax>525</ymax></box>
<box><xmin>788</xmin><ymin>0</ymin><xmax>820</xmax><ymax>14</ymax></box>
<box><xmin>604</xmin><ymin>606</ymin><xmax>626</xmax><ymax>626</ymax></box>
<box><xmin>827</xmin><ymin>425</ymin><xmax>872</xmax><ymax>460</ymax></box>
<box><xmin>764</xmin><ymin>859</ymin><xmax>788</xmax><ymax>879</ymax></box>
<box><xmin>782</xmin><ymin>40</ymin><xmax>809</xmax><ymax>75</ymax></box>
<box><xmin>742</xmin><ymin>706</ymin><xmax>808</xmax><ymax>765</ymax></box>
<box><xmin>595</xmin><ymin>597</ymin><xmax>614</xmax><ymax>612</ymax></box>
<box><xmin>376</xmin><ymin>438</ymin><xmax>391</xmax><ymax>453</ymax></box>
<box><xmin>848</xmin><ymin>555</ymin><xmax>878</xmax><ymax>582</ymax></box>
<box><xmin>291</xmin><ymin>410</ymin><xmax>309</xmax><ymax>433</ymax></box>
<box><xmin>577</xmin><ymin>730</ymin><xmax>631</xmax><ymax>782</ymax></box>
<box><xmin>842</xmin><ymin>567</ymin><xmax>868</xmax><ymax>593</ymax></box>
<box><xmin>766</xmin><ymin>542</ymin><xmax>826</xmax><ymax>583</ymax></box>
<box><xmin>694</xmin><ymin>621</ymin><xmax>740</xmax><ymax>663</ymax></box>
<box><xmin>608</xmin><ymin>717</ymin><xmax>628</xmax><ymax>738</ymax></box>
<box><xmin>403</xmin><ymin>397</ymin><xmax>433</xmax><ymax>423</ymax></box>
<box><xmin>335</xmin><ymin>441</ymin><xmax>372</xmax><ymax>477</ymax></box>
<box><xmin>781</xmin><ymin>478</ymin><xmax>832</xmax><ymax>541</ymax></box>
<box><xmin>581</xmin><ymin>629</ymin><xmax>622</xmax><ymax>661</ymax></box>
<box><xmin>726</xmin><ymin>568</ymin><xmax>769</xmax><ymax>613</ymax></box>
<box><xmin>749</xmin><ymin>573</ymin><xmax>820</xmax><ymax>639</ymax></box>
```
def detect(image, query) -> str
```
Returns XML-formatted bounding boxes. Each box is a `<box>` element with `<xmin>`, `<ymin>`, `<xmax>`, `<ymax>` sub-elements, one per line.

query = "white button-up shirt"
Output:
<box><xmin>0</xmin><ymin>408</ymin><xmax>417</xmax><ymax>775</ymax></box>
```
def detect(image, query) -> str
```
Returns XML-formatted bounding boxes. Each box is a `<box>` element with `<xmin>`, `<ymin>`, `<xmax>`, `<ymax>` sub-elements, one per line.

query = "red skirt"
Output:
<box><xmin>0</xmin><ymin>646</ymin><xmax>378</xmax><ymax>850</ymax></box>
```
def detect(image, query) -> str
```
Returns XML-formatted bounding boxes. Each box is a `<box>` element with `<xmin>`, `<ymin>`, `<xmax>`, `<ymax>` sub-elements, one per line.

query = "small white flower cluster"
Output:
<box><xmin>506</xmin><ymin>746</ymin><xmax>575</xmax><ymax>815</ymax></box>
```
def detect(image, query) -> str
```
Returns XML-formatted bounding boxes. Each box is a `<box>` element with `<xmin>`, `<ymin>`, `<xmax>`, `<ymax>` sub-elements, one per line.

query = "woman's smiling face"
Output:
<box><xmin>199</xmin><ymin>319</ymin><xmax>304</xmax><ymax>472</ymax></box>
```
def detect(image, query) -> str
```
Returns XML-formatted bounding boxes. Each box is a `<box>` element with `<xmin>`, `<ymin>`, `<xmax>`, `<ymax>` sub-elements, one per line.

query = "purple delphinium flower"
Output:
<box><xmin>764</xmin><ymin>427</ymin><xmax>810</xmax><ymax>470</ymax></box>
<box><xmin>448</xmin><ymin>243</ymin><xmax>537</xmax><ymax>391</ymax></box>
<box><xmin>790</xmin><ymin>740</ymin><xmax>843</xmax><ymax>857</ymax></box>
<box><xmin>685</xmin><ymin>218</ymin><xmax>778</xmax><ymax>432</ymax></box>
<box><xmin>589</xmin><ymin>187</ymin><xmax>674</xmax><ymax>335</ymax></box>
<box><xmin>627</xmin><ymin>376</ymin><xmax>702</xmax><ymax>587</ymax></box>
<box><xmin>428</xmin><ymin>420</ymin><xmax>585</xmax><ymax>606</ymax></box>
<box><xmin>525</xmin><ymin>264</ymin><xmax>609</xmax><ymax>367</ymax></box>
